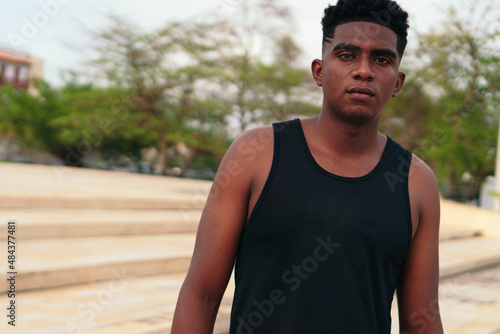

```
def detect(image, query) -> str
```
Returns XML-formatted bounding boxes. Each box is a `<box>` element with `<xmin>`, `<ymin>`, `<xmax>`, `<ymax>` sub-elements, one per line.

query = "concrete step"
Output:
<box><xmin>440</xmin><ymin>236</ymin><xmax>500</xmax><ymax>279</ymax></box>
<box><xmin>0</xmin><ymin>209</ymin><xmax>201</xmax><ymax>239</ymax></box>
<box><xmin>0</xmin><ymin>163</ymin><xmax>211</xmax><ymax>209</ymax></box>
<box><xmin>0</xmin><ymin>234</ymin><xmax>196</xmax><ymax>293</ymax></box>
<box><xmin>5</xmin><ymin>257</ymin><xmax>500</xmax><ymax>334</ymax></box>
<box><xmin>391</xmin><ymin>264</ymin><xmax>500</xmax><ymax>334</ymax></box>
<box><xmin>439</xmin><ymin>224</ymin><xmax>481</xmax><ymax>241</ymax></box>
<box><xmin>441</xmin><ymin>199</ymin><xmax>500</xmax><ymax>238</ymax></box>
<box><xmin>0</xmin><ymin>193</ymin><xmax>205</xmax><ymax>210</ymax></box>
<box><xmin>0</xmin><ymin>222</ymin><xmax>497</xmax><ymax>295</ymax></box>
<box><xmin>0</xmin><ymin>272</ymin><xmax>235</xmax><ymax>334</ymax></box>
<box><xmin>0</xmin><ymin>209</ymin><xmax>477</xmax><ymax>241</ymax></box>
<box><xmin>1</xmin><ymin>162</ymin><xmax>500</xmax><ymax>333</ymax></box>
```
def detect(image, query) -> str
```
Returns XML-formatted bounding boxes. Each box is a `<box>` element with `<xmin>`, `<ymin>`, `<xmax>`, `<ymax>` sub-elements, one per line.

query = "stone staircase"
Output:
<box><xmin>0</xmin><ymin>163</ymin><xmax>233</xmax><ymax>333</ymax></box>
<box><xmin>0</xmin><ymin>163</ymin><xmax>499</xmax><ymax>333</ymax></box>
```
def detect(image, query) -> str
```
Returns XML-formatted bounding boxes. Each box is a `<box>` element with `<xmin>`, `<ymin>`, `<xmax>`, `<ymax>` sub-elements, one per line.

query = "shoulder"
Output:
<box><xmin>213</xmin><ymin>125</ymin><xmax>274</xmax><ymax>189</ymax></box>
<box><xmin>229</xmin><ymin>125</ymin><xmax>274</xmax><ymax>159</ymax></box>
<box><xmin>409</xmin><ymin>154</ymin><xmax>439</xmax><ymax>204</ymax></box>
<box><xmin>408</xmin><ymin>153</ymin><xmax>440</xmax><ymax>232</ymax></box>
<box><xmin>221</xmin><ymin>125</ymin><xmax>274</xmax><ymax>173</ymax></box>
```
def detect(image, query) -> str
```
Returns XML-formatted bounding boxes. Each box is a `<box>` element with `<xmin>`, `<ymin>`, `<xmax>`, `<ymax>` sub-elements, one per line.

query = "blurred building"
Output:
<box><xmin>0</xmin><ymin>47</ymin><xmax>45</xmax><ymax>162</ymax></box>
<box><xmin>0</xmin><ymin>47</ymin><xmax>44</xmax><ymax>95</ymax></box>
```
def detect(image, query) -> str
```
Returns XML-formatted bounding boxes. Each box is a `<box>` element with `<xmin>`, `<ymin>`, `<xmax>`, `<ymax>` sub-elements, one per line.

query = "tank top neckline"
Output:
<box><xmin>294</xmin><ymin>118</ymin><xmax>393</xmax><ymax>182</ymax></box>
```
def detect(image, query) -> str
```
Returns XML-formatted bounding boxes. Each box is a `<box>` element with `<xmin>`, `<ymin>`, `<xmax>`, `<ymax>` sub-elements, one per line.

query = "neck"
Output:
<box><xmin>313</xmin><ymin>110</ymin><xmax>383</xmax><ymax>157</ymax></box>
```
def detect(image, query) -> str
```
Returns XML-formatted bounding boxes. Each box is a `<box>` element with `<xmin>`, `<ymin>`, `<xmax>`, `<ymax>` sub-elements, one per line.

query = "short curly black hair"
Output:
<box><xmin>322</xmin><ymin>0</ymin><xmax>409</xmax><ymax>58</ymax></box>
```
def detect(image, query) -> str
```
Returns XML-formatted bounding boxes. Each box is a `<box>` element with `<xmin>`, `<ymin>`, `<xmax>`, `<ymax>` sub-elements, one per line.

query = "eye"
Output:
<box><xmin>339</xmin><ymin>54</ymin><xmax>355</xmax><ymax>61</ymax></box>
<box><xmin>375</xmin><ymin>57</ymin><xmax>391</xmax><ymax>64</ymax></box>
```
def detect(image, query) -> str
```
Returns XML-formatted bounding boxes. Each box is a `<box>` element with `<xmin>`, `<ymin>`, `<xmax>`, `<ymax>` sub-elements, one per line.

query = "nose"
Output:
<box><xmin>352</xmin><ymin>58</ymin><xmax>375</xmax><ymax>81</ymax></box>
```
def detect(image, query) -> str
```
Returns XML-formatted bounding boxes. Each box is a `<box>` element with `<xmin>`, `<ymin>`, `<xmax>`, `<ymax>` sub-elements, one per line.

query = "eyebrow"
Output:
<box><xmin>373</xmin><ymin>48</ymin><xmax>398</xmax><ymax>60</ymax></box>
<box><xmin>332</xmin><ymin>43</ymin><xmax>361</xmax><ymax>53</ymax></box>
<box><xmin>331</xmin><ymin>42</ymin><xmax>398</xmax><ymax>60</ymax></box>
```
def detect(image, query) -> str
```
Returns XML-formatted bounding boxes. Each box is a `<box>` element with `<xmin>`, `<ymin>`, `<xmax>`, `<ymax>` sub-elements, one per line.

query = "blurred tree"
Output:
<box><xmin>50</xmin><ymin>83</ymin><xmax>154</xmax><ymax>166</ymax></box>
<box><xmin>164</xmin><ymin>20</ymin><xmax>235</xmax><ymax>172</ymax></box>
<box><xmin>255</xmin><ymin>35</ymin><xmax>321</xmax><ymax>124</ymax></box>
<box><xmin>380</xmin><ymin>76</ymin><xmax>434</xmax><ymax>151</ymax></box>
<box><xmin>53</xmin><ymin>4</ymin><xmax>319</xmax><ymax>173</ymax></box>
<box><xmin>0</xmin><ymin>82</ymin><xmax>65</xmax><ymax>159</ymax></box>
<box><xmin>64</xmin><ymin>16</ymin><xmax>176</xmax><ymax>169</ymax></box>
<box><xmin>213</xmin><ymin>0</ymin><xmax>319</xmax><ymax>132</ymax></box>
<box><xmin>413</xmin><ymin>1</ymin><xmax>500</xmax><ymax>200</ymax></box>
<box><xmin>67</xmin><ymin>16</ymin><xmax>234</xmax><ymax>173</ymax></box>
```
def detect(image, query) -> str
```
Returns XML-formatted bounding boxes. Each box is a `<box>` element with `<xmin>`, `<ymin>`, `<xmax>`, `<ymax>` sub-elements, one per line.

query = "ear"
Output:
<box><xmin>311</xmin><ymin>59</ymin><xmax>323</xmax><ymax>87</ymax></box>
<box><xmin>392</xmin><ymin>71</ymin><xmax>406</xmax><ymax>97</ymax></box>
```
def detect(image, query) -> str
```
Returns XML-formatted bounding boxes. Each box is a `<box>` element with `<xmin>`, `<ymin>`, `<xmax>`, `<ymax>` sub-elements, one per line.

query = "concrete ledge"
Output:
<box><xmin>0</xmin><ymin>162</ymin><xmax>211</xmax><ymax>209</ymax></box>
<box><xmin>8</xmin><ymin>257</ymin><xmax>191</xmax><ymax>293</ymax></box>
<box><xmin>446</xmin><ymin>306</ymin><xmax>500</xmax><ymax>334</ymax></box>
<box><xmin>0</xmin><ymin>234</ymin><xmax>196</xmax><ymax>293</ymax></box>
<box><xmin>0</xmin><ymin>193</ymin><xmax>206</xmax><ymax>209</ymax></box>
<box><xmin>441</xmin><ymin>199</ymin><xmax>500</xmax><ymax>238</ymax></box>
<box><xmin>0</xmin><ymin>209</ymin><xmax>201</xmax><ymax>239</ymax></box>
<box><xmin>0</xmin><ymin>272</ymin><xmax>235</xmax><ymax>334</ymax></box>
<box><xmin>20</xmin><ymin>221</ymin><xmax>199</xmax><ymax>239</ymax></box>
<box><xmin>440</xmin><ymin>225</ymin><xmax>481</xmax><ymax>241</ymax></box>
<box><xmin>439</xmin><ymin>237</ymin><xmax>500</xmax><ymax>280</ymax></box>
<box><xmin>440</xmin><ymin>253</ymin><xmax>500</xmax><ymax>279</ymax></box>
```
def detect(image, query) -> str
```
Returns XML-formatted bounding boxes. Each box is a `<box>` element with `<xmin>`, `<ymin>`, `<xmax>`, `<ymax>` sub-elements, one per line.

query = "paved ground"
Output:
<box><xmin>1</xmin><ymin>162</ymin><xmax>500</xmax><ymax>333</ymax></box>
<box><xmin>0</xmin><ymin>272</ymin><xmax>235</xmax><ymax>334</ymax></box>
<box><xmin>438</xmin><ymin>264</ymin><xmax>500</xmax><ymax>334</ymax></box>
<box><xmin>390</xmin><ymin>264</ymin><xmax>500</xmax><ymax>334</ymax></box>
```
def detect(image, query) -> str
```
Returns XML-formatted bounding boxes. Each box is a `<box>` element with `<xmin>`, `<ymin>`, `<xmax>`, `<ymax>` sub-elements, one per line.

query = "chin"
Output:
<box><xmin>336</xmin><ymin>110</ymin><xmax>375</xmax><ymax>123</ymax></box>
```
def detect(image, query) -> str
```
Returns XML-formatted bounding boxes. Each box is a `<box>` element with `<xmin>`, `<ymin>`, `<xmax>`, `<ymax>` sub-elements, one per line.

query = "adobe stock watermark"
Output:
<box><xmin>235</xmin><ymin>235</ymin><xmax>341</xmax><ymax>334</ymax></box>
<box><xmin>369</xmin><ymin>1</ymin><xmax>402</xmax><ymax>29</ymax></box>
<box><xmin>7</xmin><ymin>0</ymin><xmax>73</xmax><ymax>49</ymax></box>
<box><xmin>180</xmin><ymin>125</ymin><xmax>276</xmax><ymax>222</ymax></box>
<box><xmin>402</xmin><ymin>277</ymin><xmax>464</xmax><ymax>334</ymax></box>
<box><xmin>212</xmin><ymin>0</ymin><xmax>243</xmax><ymax>15</ymax></box>
<box><xmin>384</xmin><ymin>153</ymin><xmax>411</xmax><ymax>193</ymax></box>
<box><xmin>342</xmin><ymin>4</ymin><xmax>403</xmax><ymax>44</ymax></box>
<box><xmin>53</xmin><ymin>268</ymin><xmax>130</xmax><ymax>334</ymax></box>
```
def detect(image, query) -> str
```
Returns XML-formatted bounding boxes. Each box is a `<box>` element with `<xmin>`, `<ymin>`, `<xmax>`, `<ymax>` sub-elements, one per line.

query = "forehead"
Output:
<box><xmin>331</xmin><ymin>21</ymin><xmax>398</xmax><ymax>52</ymax></box>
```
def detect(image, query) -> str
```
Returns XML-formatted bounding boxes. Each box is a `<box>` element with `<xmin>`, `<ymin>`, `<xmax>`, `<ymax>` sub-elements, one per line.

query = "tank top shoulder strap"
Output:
<box><xmin>272</xmin><ymin>118</ymin><xmax>310</xmax><ymax>169</ymax></box>
<box><xmin>379</xmin><ymin>136</ymin><xmax>413</xmax><ymax>183</ymax></box>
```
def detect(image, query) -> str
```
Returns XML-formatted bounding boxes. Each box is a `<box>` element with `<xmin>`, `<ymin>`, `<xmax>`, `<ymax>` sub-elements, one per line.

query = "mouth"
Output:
<box><xmin>347</xmin><ymin>87</ymin><xmax>375</xmax><ymax>96</ymax></box>
<box><xmin>346</xmin><ymin>87</ymin><xmax>375</xmax><ymax>102</ymax></box>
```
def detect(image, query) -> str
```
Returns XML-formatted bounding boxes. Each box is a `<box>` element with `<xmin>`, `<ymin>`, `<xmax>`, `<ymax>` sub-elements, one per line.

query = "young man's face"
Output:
<box><xmin>312</xmin><ymin>21</ymin><xmax>406</xmax><ymax>123</ymax></box>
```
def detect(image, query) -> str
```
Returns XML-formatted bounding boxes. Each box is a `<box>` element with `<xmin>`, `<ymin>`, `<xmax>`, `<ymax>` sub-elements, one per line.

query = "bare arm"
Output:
<box><xmin>397</xmin><ymin>155</ymin><xmax>443</xmax><ymax>334</ymax></box>
<box><xmin>171</xmin><ymin>127</ymin><xmax>273</xmax><ymax>333</ymax></box>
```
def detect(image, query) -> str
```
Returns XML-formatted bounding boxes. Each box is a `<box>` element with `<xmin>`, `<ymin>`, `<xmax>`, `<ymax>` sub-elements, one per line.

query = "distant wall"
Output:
<box><xmin>441</xmin><ymin>199</ymin><xmax>500</xmax><ymax>238</ymax></box>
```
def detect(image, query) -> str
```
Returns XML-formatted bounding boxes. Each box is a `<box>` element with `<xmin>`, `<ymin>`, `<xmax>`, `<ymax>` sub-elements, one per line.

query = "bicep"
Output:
<box><xmin>184</xmin><ymin>160</ymin><xmax>250</xmax><ymax>300</ymax></box>
<box><xmin>397</xmin><ymin>156</ymin><xmax>443</xmax><ymax>333</ymax></box>
<box><xmin>182</xmin><ymin>127</ymin><xmax>272</xmax><ymax>302</ymax></box>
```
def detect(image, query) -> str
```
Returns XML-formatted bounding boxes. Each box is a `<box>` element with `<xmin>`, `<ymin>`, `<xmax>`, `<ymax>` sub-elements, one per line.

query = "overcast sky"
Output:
<box><xmin>0</xmin><ymin>0</ymin><xmax>465</xmax><ymax>86</ymax></box>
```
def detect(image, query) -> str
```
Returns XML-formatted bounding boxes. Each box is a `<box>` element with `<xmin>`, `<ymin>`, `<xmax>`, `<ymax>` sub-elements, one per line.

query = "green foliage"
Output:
<box><xmin>5</xmin><ymin>1</ymin><xmax>497</xmax><ymax>188</ymax></box>
<box><xmin>0</xmin><ymin>82</ymin><xmax>65</xmax><ymax>153</ymax></box>
<box><xmin>412</xmin><ymin>5</ymin><xmax>500</xmax><ymax>197</ymax></box>
<box><xmin>66</xmin><ymin>17</ymin><xmax>239</xmax><ymax>171</ymax></box>
<box><xmin>218</xmin><ymin>33</ymin><xmax>320</xmax><ymax>132</ymax></box>
<box><xmin>208</xmin><ymin>0</ymin><xmax>318</xmax><ymax>132</ymax></box>
<box><xmin>379</xmin><ymin>2</ymin><xmax>500</xmax><ymax>200</ymax></box>
<box><xmin>0</xmin><ymin>1</ymin><xmax>316</xmax><ymax>173</ymax></box>
<box><xmin>52</xmin><ymin>84</ymin><xmax>156</xmax><ymax>159</ymax></box>
<box><xmin>380</xmin><ymin>76</ymin><xmax>434</xmax><ymax>151</ymax></box>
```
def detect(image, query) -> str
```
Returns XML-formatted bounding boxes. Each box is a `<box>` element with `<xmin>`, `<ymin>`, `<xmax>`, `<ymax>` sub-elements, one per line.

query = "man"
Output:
<box><xmin>172</xmin><ymin>0</ymin><xmax>443</xmax><ymax>333</ymax></box>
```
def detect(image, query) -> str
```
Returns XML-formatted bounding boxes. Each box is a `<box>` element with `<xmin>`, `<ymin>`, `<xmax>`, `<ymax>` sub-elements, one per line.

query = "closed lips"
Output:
<box><xmin>347</xmin><ymin>88</ymin><xmax>375</xmax><ymax>96</ymax></box>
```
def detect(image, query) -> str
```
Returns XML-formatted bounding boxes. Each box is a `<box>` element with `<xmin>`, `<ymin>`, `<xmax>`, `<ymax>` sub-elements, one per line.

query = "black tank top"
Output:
<box><xmin>229</xmin><ymin>119</ymin><xmax>412</xmax><ymax>334</ymax></box>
